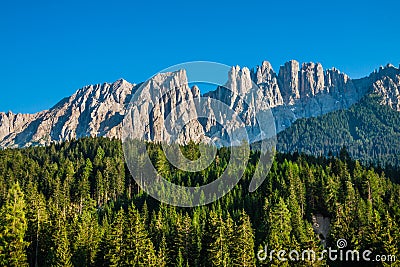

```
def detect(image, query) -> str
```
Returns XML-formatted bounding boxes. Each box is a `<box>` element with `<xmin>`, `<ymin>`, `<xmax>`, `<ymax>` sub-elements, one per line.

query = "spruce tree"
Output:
<box><xmin>174</xmin><ymin>213</ymin><xmax>198</xmax><ymax>265</ymax></box>
<box><xmin>104</xmin><ymin>208</ymin><xmax>125</xmax><ymax>267</ymax></box>
<box><xmin>205</xmin><ymin>210</ymin><xmax>231</xmax><ymax>267</ymax></box>
<box><xmin>50</xmin><ymin>217</ymin><xmax>73</xmax><ymax>267</ymax></box>
<box><xmin>0</xmin><ymin>182</ymin><xmax>29</xmax><ymax>267</ymax></box>
<box><xmin>123</xmin><ymin>204</ymin><xmax>157</xmax><ymax>266</ymax></box>
<box><xmin>71</xmin><ymin>207</ymin><xmax>101</xmax><ymax>267</ymax></box>
<box><xmin>265</xmin><ymin>197</ymin><xmax>292</xmax><ymax>266</ymax></box>
<box><xmin>25</xmin><ymin>182</ymin><xmax>48</xmax><ymax>267</ymax></box>
<box><xmin>157</xmin><ymin>234</ymin><xmax>168</xmax><ymax>267</ymax></box>
<box><xmin>176</xmin><ymin>249</ymin><xmax>185</xmax><ymax>267</ymax></box>
<box><xmin>231</xmin><ymin>210</ymin><xmax>255</xmax><ymax>267</ymax></box>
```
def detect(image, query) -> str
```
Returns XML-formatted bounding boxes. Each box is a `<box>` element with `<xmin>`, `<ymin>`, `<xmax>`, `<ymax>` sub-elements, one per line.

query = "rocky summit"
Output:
<box><xmin>0</xmin><ymin>79</ymin><xmax>135</xmax><ymax>148</ymax></box>
<box><xmin>1</xmin><ymin>61</ymin><xmax>399</xmax><ymax>148</ymax></box>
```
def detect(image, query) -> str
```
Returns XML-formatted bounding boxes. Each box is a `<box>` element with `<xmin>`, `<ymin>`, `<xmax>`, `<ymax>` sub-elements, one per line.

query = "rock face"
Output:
<box><xmin>371</xmin><ymin>65</ymin><xmax>400</xmax><ymax>111</ymax></box>
<box><xmin>0</xmin><ymin>61</ymin><xmax>399</xmax><ymax>148</ymax></box>
<box><xmin>278</xmin><ymin>60</ymin><xmax>300</xmax><ymax>104</ymax></box>
<box><xmin>261</xmin><ymin>60</ymin><xmax>368</xmax><ymax>132</ymax></box>
<box><xmin>125</xmin><ymin>70</ymin><xmax>205</xmax><ymax>144</ymax></box>
<box><xmin>0</xmin><ymin>79</ymin><xmax>135</xmax><ymax>148</ymax></box>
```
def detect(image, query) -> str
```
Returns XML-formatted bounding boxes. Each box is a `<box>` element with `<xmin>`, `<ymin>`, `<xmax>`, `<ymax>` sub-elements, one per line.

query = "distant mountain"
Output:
<box><xmin>277</xmin><ymin>94</ymin><xmax>400</xmax><ymax>166</ymax></box>
<box><xmin>277</xmin><ymin>64</ymin><xmax>400</xmax><ymax>166</ymax></box>
<box><xmin>0</xmin><ymin>61</ymin><xmax>399</xmax><ymax>149</ymax></box>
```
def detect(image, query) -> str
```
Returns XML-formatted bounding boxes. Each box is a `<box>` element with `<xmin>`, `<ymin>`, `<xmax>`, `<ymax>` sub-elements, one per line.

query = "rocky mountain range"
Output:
<box><xmin>0</xmin><ymin>79</ymin><xmax>135</xmax><ymax>147</ymax></box>
<box><xmin>1</xmin><ymin>60</ymin><xmax>399</xmax><ymax>148</ymax></box>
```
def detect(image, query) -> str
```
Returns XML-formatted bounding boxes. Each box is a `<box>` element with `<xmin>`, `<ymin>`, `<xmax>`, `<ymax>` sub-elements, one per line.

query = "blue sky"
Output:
<box><xmin>1</xmin><ymin>0</ymin><xmax>399</xmax><ymax>113</ymax></box>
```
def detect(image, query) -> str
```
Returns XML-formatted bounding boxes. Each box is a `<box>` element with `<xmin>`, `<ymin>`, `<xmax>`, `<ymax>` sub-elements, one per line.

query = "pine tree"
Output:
<box><xmin>231</xmin><ymin>210</ymin><xmax>255</xmax><ymax>267</ymax></box>
<box><xmin>123</xmin><ymin>204</ymin><xmax>157</xmax><ymax>266</ymax></box>
<box><xmin>302</xmin><ymin>222</ymin><xmax>325</xmax><ymax>266</ymax></box>
<box><xmin>157</xmin><ymin>234</ymin><xmax>168</xmax><ymax>267</ymax></box>
<box><xmin>205</xmin><ymin>210</ymin><xmax>231</xmax><ymax>267</ymax></box>
<box><xmin>149</xmin><ymin>209</ymin><xmax>164</xmax><ymax>247</ymax></box>
<box><xmin>288</xmin><ymin>183</ymin><xmax>306</xmax><ymax>245</ymax></box>
<box><xmin>0</xmin><ymin>182</ymin><xmax>29</xmax><ymax>267</ymax></box>
<box><xmin>156</xmin><ymin>147</ymin><xmax>170</xmax><ymax>179</ymax></box>
<box><xmin>382</xmin><ymin>212</ymin><xmax>399</xmax><ymax>267</ymax></box>
<box><xmin>323</xmin><ymin>174</ymin><xmax>340</xmax><ymax>215</ymax></box>
<box><xmin>176</xmin><ymin>249</ymin><xmax>185</xmax><ymax>267</ymax></box>
<box><xmin>141</xmin><ymin>201</ymin><xmax>149</xmax><ymax>228</ymax></box>
<box><xmin>25</xmin><ymin>183</ymin><xmax>48</xmax><ymax>267</ymax></box>
<box><xmin>265</xmin><ymin>197</ymin><xmax>292</xmax><ymax>266</ymax></box>
<box><xmin>104</xmin><ymin>208</ymin><xmax>125</xmax><ymax>267</ymax></box>
<box><xmin>77</xmin><ymin>158</ymin><xmax>92</xmax><ymax>213</ymax></box>
<box><xmin>71</xmin><ymin>207</ymin><xmax>101</xmax><ymax>267</ymax></box>
<box><xmin>174</xmin><ymin>213</ymin><xmax>198</xmax><ymax>265</ymax></box>
<box><xmin>95</xmin><ymin>170</ymin><xmax>105</xmax><ymax>207</ymax></box>
<box><xmin>94</xmin><ymin>214</ymin><xmax>110</xmax><ymax>267</ymax></box>
<box><xmin>50</xmin><ymin>217</ymin><xmax>73</xmax><ymax>267</ymax></box>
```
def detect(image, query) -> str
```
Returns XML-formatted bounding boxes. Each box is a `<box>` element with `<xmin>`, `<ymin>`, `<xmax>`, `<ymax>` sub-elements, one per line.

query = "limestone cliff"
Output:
<box><xmin>1</xmin><ymin>61</ymin><xmax>399</xmax><ymax>148</ymax></box>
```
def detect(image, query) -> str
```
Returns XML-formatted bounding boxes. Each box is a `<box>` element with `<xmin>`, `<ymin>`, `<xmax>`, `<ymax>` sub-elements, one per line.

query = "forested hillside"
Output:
<box><xmin>277</xmin><ymin>94</ymin><xmax>400</xmax><ymax>167</ymax></box>
<box><xmin>0</xmin><ymin>138</ymin><xmax>399</xmax><ymax>266</ymax></box>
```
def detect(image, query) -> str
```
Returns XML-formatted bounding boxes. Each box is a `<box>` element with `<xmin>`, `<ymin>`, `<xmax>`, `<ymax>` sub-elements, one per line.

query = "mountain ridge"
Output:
<box><xmin>1</xmin><ymin>60</ymin><xmax>399</xmax><ymax>148</ymax></box>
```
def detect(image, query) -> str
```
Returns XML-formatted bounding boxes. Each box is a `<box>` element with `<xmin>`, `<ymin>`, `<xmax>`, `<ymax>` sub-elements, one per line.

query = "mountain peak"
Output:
<box><xmin>1</xmin><ymin>61</ymin><xmax>399</xmax><ymax>148</ymax></box>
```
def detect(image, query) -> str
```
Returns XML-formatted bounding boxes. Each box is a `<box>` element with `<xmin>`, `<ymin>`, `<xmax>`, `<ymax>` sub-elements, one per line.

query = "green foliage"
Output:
<box><xmin>0</xmin><ymin>182</ymin><xmax>28</xmax><ymax>267</ymax></box>
<box><xmin>204</xmin><ymin>210</ymin><xmax>232</xmax><ymax>267</ymax></box>
<box><xmin>0</xmin><ymin>137</ymin><xmax>398</xmax><ymax>266</ymax></box>
<box><xmin>277</xmin><ymin>94</ymin><xmax>400</xmax><ymax>169</ymax></box>
<box><xmin>123</xmin><ymin>204</ymin><xmax>157</xmax><ymax>266</ymax></box>
<box><xmin>103</xmin><ymin>208</ymin><xmax>124</xmax><ymax>267</ymax></box>
<box><xmin>50</xmin><ymin>217</ymin><xmax>73</xmax><ymax>267</ymax></box>
<box><xmin>231</xmin><ymin>210</ymin><xmax>255</xmax><ymax>267</ymax></box>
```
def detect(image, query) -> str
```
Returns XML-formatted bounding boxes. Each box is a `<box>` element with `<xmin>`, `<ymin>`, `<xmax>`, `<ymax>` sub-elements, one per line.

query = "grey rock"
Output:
<box><xmin>1</xmin><ymin>61</ymin><xmax>399</xmax><ymax>148</ymax></box>
<box><xmin>373</xmin><ymin>74</ymin><xmax>400</xmax><ymax>111</ymax></box>
<box><xmin>278</xmin><ymin>60</ymin><xmax>300</xmax><ymax>104</ymax></box>
<box><xmin>126</xmin><ymin>70</ymin><xmax>205</xmax><ymax>144</ymax></box>
<box><xmin>0</xmin><ymin>79</ymin><xmax>134</xmax><ymax>148</ymax></box>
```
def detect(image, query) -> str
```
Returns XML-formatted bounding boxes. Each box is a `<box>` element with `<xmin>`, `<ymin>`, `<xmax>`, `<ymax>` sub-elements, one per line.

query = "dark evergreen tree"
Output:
<box><xmin>231</xmin><ymin>210</ymin><xmax>255</xmax><ymax>267</ymax></box>
<box><xmin>123</xmin><ymin>204</ymin><xmax>157</xmax><ymax>266</ymax></box>
<box><xmin>104</xmin><ymin>208</ymin><xmax>124</xmax><ymax>267</ymax></box>
<box><xmin>0</xmin><ymin>182</ymin><xmax>29</xmax><ymax>267</ymax></box>
<box><xmin>49</xmin><ymin>216</ymin><xmax>73</xmax><ymax>267</ymax></box>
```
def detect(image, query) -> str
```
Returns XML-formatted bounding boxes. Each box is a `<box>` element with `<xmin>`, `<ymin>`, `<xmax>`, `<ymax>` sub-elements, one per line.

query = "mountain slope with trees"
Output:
<box><xmin>277</xmin><ymin>94</ymin><xmax>400</xmax><ymax>168</ymax></box>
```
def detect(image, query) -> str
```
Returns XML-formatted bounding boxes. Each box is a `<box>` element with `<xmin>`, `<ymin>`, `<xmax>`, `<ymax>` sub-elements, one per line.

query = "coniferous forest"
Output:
<box><xmin>0</xmin><ymin>137</ymin><xmax>399</xmax><ymax>266</ymax></box>
<box><xmin>277</xmin><ymin>94</ymin><xmax>400</xmax><ymax>167</ymax></box>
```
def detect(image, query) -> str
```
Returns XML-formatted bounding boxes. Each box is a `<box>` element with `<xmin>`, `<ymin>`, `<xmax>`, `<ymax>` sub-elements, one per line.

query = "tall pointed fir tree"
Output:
<box><xmin>157</xmin><ymin>234</ymin><xmax>168</xmax><ymax>267</ymax></box>
<box><xmin>0</xmin><ymin>182</ymin><xmax>29</xmax><ymax>267</ymax></box>
<box><xmin>25</xmin><ymin>183</ymin><xmax>48</xmax><ymax>267</ymax></box>
<box><xmin>231</xmin><ymin>210</ymin><xmax>256</xmax><ymax>267</ymax></box>
<box><xmin>104</xmin><ymin>208</ymin><xmax>125</xmax><ymax>267</ymax></box>
<box><xmin>123</xmin><ymin>204</ymin><xmax>157</xmax><ymax>266</ymax></box>
<box><xmin>174</xmin><ymin>213</ymin><xmax>199</xmax><ymax>266</ymax></box>
<box><xmin>50</xmin><ymin>215</ymin><xmax>73</xmax><ymax>267</ymax></box>
<box><xmin>205</xmin><ymin>210</ymin><xmax>232</xmax><ymax>267</ymax></box>
<box><xmin>71</xmin><ymin>207</ymin><xmax>101</xmax><ymax>267</ymax></box>
<box><xmin>265</xmin><ymin>197</ymin><xmax>293</xmax><ymax>267</ymax></box>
